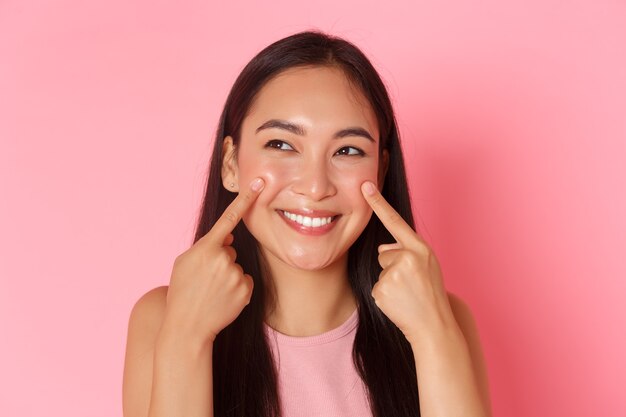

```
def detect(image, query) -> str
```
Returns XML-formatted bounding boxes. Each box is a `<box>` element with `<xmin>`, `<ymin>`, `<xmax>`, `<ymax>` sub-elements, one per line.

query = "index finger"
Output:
<box><xmin>206</xmin><ymin>177</ymin><xmax>265</xmax><ymax>245</ymax></box>
<box><xmin>360</xmin><ymin>180</ymin><xmax>416</xmax><ymax>247</ymax></box>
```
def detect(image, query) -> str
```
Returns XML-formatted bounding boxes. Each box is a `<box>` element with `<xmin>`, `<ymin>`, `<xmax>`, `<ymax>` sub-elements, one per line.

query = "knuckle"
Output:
<box><xmin>400</xmin><ymin>251</ymin><xmax>417</xmax><ymax>267</ymax></box>
<box><xmin>371</xmin><ymin>284</ymin><xmax>379</xmax><ymax>299</ymax></box>
<box><xmin>378</xmin><ymin>268</ymin><xmax>389</xmax><ymax>281</ymax></box>
<box><xmin>241</xmin><ymin>191</ymin><xmax>252</xmax><ymax>203</ymax></box>
<box><xmin>224</xmin><ymin>209</ymin><xmax>239</xmax><ymax>225</ymax></box>
<box><xmin>242</xmin><ymin>275</ymin><xmax>254</xmax><ymax>297</ymax></box>
<box><xmin>387</xmin><ymin>269</ymin><xmax>400</xmax><ymax>282</ymax></box>
<box><xmin>378</xmin><ymin>252</ymin><xmax>392</xmax><ymax>268</ymax></box>
<box><xmin>231</xmin><ymin>262</ymin><xmax>244</xmax><ymax>277</ymax></box>
<box><xmin>215</xmin><ymin>250</ymin><xmax>231</xmax><ymax>266</ymax></box>
<box><xmin>426</xmin><ymin>249</ymin><xmax>438</xmax><ymax>268</ymax></box>
<box><xmin>377</xmin><ymin>252</ymin><xmax>385</xmax><ymax>264</ymax></box>
<box><xmin>387</xmin><ymin>211</ymin><xmax>402</xmax><ymax>226</ymax></box>
<box><xmin>240</xmin><ymin>278</ymin><xmax>252</xmax><ymax>294</ymax></box>
<box><xmin>376</xmin><ymin>281</ymin><xmax>388</xmax><ymax>295</ymax></box>
<box><xmin>411</xmin><ymin>240</ymin><xmax>429</xmax><ymax>258</ymax></box>
<box><xmin>371</xmin><ymin>194</ymin><xmax>383</xmax><ymax>207</ymax></box>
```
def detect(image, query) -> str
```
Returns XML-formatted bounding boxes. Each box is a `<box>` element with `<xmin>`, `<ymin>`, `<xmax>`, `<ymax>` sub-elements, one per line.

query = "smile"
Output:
<box><xmin>276</xmin><ymin>209</ymin><xmax>341</xmax><ymax>235</ymax></box>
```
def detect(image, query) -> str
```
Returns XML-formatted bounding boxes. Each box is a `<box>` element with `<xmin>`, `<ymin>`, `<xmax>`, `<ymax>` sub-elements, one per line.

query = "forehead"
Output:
<box><xmin>243</xmin><ymin>66</ymin><xmax>379</xmax><ymax>137</ymax></box>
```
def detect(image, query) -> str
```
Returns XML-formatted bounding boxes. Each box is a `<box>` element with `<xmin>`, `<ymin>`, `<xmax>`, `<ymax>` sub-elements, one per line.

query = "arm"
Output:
<box><xmin>358</xmin><ymin>182</ymin><xmax>492</xmax><ymax>416</ymax></box>
<box><xmin>122</xmin><ymin>180</ymin><xmax>265</xmax><ymax>417</ymax></box>
<box><xmin>122</xmin><ymin>286</ymin><xmax>215</xmax><ymax>417</ymax></box>
<box><xmin>410</xmin><ymin>291</ymin><xmax>492</xmax><ymax>417</ymax></box>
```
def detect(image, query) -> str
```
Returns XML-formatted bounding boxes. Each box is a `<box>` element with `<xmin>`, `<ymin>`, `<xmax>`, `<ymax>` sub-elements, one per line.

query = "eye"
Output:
<box><xmin>264</xmin><ymin>139</ymin><xmax>294</xmax><ymax>151</ymax></box>
<box><xmin>335</xmin><ymin>146</ymin><xmax>365</xmax><ymax>157</ymax></box>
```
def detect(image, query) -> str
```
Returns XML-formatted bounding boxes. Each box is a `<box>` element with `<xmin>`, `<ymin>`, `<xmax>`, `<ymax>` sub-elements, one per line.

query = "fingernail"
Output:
<box><xmin>363</xmin><ymin>181</ymin><xmax>376</xmax><ymax>196</ymax></box>
<box><xmin>251</xmin><ymin>178</ymin><xmax>264</xmax><ymax>191</ymax></box>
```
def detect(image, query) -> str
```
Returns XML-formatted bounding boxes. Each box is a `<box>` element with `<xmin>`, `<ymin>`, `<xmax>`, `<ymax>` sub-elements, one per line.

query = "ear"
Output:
<box><xmin>377</xmin><ymin>148</ymin><xmax>389</xmax><ymax>191</ymax></box>
<box><xmin>221</xmin><ymin>135</ymin><xmax>239</xmax><ymax>192</ymax></box>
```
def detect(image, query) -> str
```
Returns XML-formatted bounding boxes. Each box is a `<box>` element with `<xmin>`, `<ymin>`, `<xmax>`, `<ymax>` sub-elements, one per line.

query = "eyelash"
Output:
<box><xmin>264</xmin><ymin>140</ymin><xmax>365</xmax><ymax>157</ymax></box>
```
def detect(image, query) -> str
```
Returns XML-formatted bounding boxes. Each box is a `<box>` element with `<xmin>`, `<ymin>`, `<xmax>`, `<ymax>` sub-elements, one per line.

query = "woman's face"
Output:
<box><xmin>223</xmin><ymin>65</ymin><xmax>387</xmax><ymax>271</ymax></box>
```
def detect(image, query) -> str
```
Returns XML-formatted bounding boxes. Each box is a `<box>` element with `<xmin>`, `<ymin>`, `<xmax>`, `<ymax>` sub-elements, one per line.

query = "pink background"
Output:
<box><xmin>1</xmin><ymin>1</ymin><xmax>624</xmax><ymax>416</ymax></box>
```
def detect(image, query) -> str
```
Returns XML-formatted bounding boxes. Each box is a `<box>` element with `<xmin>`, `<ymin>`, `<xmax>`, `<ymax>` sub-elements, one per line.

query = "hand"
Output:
<box><xmin>360</xmin><ymin>180</ymin><xmax>459</xmax><ymax>347</ymax></box>
<box><xmin>163</xmin><ymin>177</ymin><xmax>265</xmax><ymax>346</ymax></box>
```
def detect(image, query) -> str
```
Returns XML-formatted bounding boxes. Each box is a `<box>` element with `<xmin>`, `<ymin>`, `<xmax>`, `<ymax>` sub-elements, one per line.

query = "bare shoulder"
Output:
<box><xmin>128</xmin><ymin>286</ymin><xmax>169</xmax><ymax>337</ymax></box>
<box><xmin>122</xmin><ymin>285</ymin><xmax>169</xmax><ymax>417</ymax></box>
<box><xmin>446</xmin><ymin>291</ymin><xmax>475</xmax><ymax>327</ymax></box>
<box><xmin>446</xmin><ymin>290</ymin><xmax>493</xmax><ymax>417</ymax></box>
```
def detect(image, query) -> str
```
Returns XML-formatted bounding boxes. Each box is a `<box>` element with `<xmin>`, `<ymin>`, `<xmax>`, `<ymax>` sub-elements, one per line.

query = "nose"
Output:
<box><xmin>290</xmin><ymin>155</ymin><xmax>337</xmax><ymax>201</ymax></box>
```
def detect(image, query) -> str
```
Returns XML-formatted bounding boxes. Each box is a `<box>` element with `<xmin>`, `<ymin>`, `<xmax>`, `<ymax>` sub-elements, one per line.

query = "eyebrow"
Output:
<box><xmin>255</xmin><ymin>119</ymin><xmax>376</xmax><ymax>142</ymax></box>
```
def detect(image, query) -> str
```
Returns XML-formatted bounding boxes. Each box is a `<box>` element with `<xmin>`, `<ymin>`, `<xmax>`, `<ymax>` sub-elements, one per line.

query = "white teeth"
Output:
<box><xmin>281</xmin><ymin>210</ymin><xmax>334</xmax><ymax>228</ymax></box>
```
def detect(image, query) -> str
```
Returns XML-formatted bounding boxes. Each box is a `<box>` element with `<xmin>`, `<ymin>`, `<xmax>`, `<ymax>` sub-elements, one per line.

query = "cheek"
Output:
<box><xmin>237</xmin><ymin>154</ymin><xmax>294</xmax><ymax>194</ymax></box>
<box><xmin>239</xmin><ymin>157</ymin><xmax>293</xmax><ymax>188</ymax></box>
<box><xmin>334</xmin><ymin>163</ymin><xmax>378</xmax><ymax>208</ymax></box>
<box><xmin>237</xmin><ymin>149</ymin><xmax>379</xmax><ymax>213</ymax></box>
<box><xmin>340</xmin><ymin>164</ymin><xmax>377</xmax><ymax>186</ymax></box>
<box><xmin>236</xmin><ymin>153</ymin><xmax>296</xmax><ymax>225</ymax></box>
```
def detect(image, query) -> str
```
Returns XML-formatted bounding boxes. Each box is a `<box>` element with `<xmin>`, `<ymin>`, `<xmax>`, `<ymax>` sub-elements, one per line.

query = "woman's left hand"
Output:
<box><xmin>360</xmin><ymin>180</ymin><xmax>461</xmax><ymax>347</ymax></box>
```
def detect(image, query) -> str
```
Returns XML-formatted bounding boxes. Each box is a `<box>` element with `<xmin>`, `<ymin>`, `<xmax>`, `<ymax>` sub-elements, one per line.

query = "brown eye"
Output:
<box><xmin>335</xmin><ymin>146</ymin><xmax>365</xmax><ymax>156</ymax></box>
<box><xmin>265</xmin><ymin>140</ymin><xmax>294</xmax><ymax>151</ymax></box>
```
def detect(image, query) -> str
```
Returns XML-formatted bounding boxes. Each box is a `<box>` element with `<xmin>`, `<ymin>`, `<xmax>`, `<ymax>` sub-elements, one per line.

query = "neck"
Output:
<box><xmin>261</xmin><ymin>249</ymin><xmax>357</xmax><ymax>337</ymax></box>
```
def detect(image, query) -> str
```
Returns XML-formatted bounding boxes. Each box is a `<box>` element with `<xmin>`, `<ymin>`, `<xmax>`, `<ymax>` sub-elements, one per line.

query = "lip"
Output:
<box><xmin>275</xmin><ymin>209</ymin><xmax>341</xmax><ymax>236</ymax></box>
<box><xmin>279</xmin><ymin>208</ymin><xmax>340</xmax><ymax>217</ymax></box>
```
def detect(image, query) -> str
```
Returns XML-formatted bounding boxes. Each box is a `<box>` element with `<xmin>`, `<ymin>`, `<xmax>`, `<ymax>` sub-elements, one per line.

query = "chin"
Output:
<box><xmin>276</xmin><ymin>249</ymin><xmax>336</xmax><ymax>271</ymax></box>
<box><xmin>286</xmin><ymin>258</ymin><xmax>333</xmax><ymax>271</ymax></box>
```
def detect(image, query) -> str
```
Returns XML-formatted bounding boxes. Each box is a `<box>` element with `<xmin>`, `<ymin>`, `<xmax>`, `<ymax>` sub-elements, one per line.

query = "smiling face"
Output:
<box><xmin>222</xmin><ymin>65</ymin><xmax>388</xmax><ymax>271</ymax></box>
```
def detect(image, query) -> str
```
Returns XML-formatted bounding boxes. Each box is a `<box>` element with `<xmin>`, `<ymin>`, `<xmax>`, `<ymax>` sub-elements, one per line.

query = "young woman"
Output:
<box><xmin>123</xmin><ymin>30</ymin><xmax>492</xmax><ymax>417</ymax></box>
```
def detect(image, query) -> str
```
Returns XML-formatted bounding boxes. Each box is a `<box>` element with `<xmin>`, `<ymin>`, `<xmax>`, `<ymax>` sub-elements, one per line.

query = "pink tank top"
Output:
<box><xmin>263</xmin><ymin>308</ymin><xmax>374</xmax><ymax>416</ymax></box>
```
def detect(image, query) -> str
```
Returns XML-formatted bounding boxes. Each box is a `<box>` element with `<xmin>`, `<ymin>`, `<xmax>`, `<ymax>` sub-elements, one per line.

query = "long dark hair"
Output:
<box><xmin>193</xmin><ymin>30</ymin><xmax>420</xmax><ymax>417</ymax></box>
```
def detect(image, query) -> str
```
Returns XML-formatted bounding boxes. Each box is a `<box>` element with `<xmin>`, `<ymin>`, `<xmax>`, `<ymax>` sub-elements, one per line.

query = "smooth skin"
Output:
<box><xmin>122</xmin><ymin>66</ymin><xmax>492</xmax><ymax>417</ymax></box>
<box><xmin>221</xmin><ymin>66</ymin><xmax>383</xmax><ymax>337</ymax></box>
<box><xmin>123</xmin><ymin>178</ymin><xmax>266</xmax><ymax>417</ymax></box>
<box><xmin>122</xmin><ymin>182</ymin><xmax>492</xmax><ymax>417</ymax></box>
<box><xmin>361</xmin><ymin>180</ymin><xmax>492</xmax><ymax>417</ymax></box>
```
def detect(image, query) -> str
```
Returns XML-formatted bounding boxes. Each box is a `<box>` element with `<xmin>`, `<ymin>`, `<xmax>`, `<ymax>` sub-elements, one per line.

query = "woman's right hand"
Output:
<box><xmin>161</xmin><ymin>177</ymin><xmax>265</xmax><ymax>346</ymax></box>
